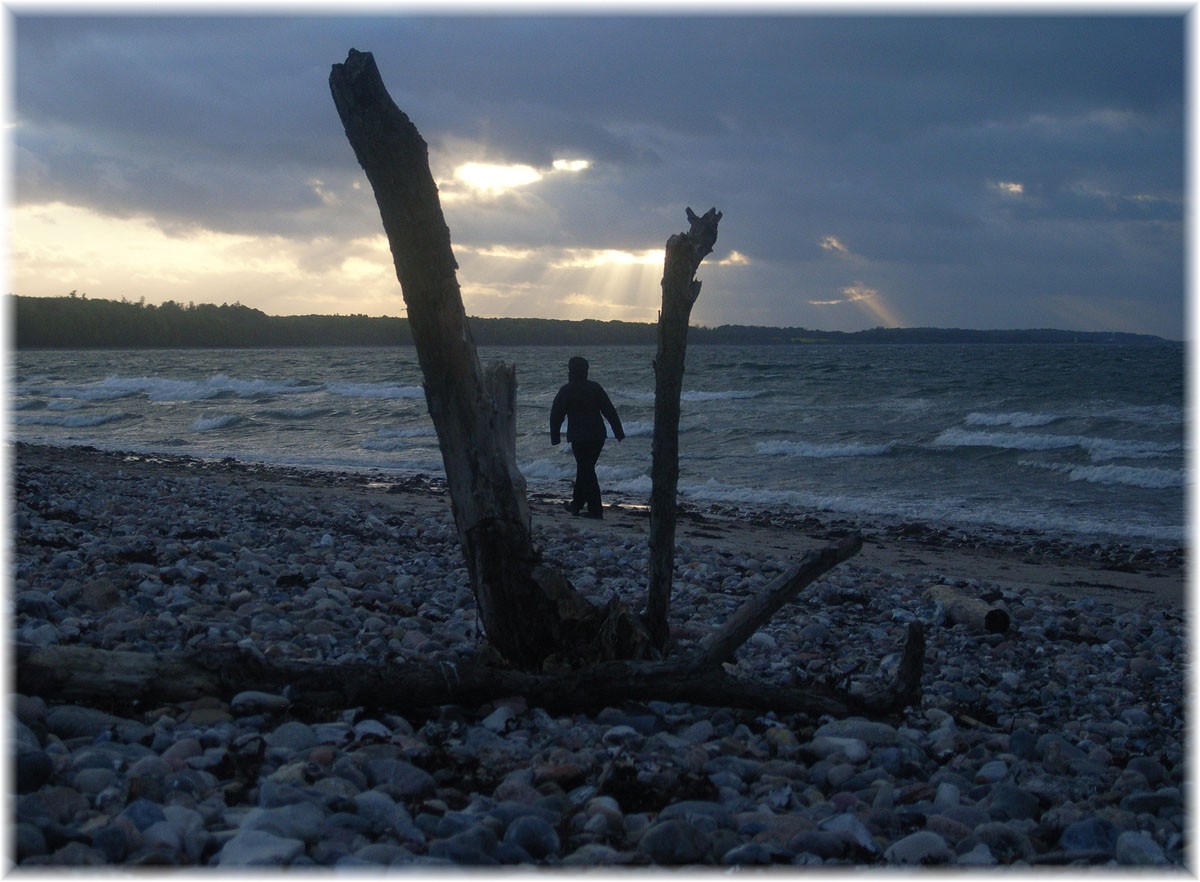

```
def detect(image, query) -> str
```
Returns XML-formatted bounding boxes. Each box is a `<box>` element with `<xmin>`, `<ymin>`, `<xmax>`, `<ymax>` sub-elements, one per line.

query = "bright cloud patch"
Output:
<box><xmin>550</xmin><ymin>248</ymin><xmax>661</xmax><ymax>269</ymax></box>
<box><xmin>454</xmin><ymin>162</ymin><xmax>542</xmax><ymax>195</ymax></box>
<box><xmin>820</xmin><ymin>235</ymin><xmax>851</xmax><ymax>255</ymax></box>
<box><xmin>448</xmin><ymin>157</ymin><xmax>591</xmax><ymax>198</ymax></box>
<box><xmin>994</xmin><ymin>180</ymin><xmax>1025</xmax><ymax>195</ymax></box>
<box><xmin>552</xmin><ymin>159</ymin><xmax>591</xmax><ymax>172</ymax></box>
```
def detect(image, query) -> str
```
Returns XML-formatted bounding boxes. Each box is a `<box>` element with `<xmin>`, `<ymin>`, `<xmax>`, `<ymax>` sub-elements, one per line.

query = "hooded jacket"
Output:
<box><xmin>550</xmin><ymin>356</ymin><xmax>624</xmax><ymax>444</ymax></box>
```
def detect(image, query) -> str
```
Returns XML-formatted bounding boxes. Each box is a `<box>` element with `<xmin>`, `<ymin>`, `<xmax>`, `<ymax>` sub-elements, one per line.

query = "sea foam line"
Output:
<box><xmin>15</xmin><ymin>412</ymin><xmax>128</xmax><ymax>428</ymax></box>
<box><xmin>932</xmin><ymin>427</ymin><xmax>1181</xmax><ymax>461</ymax></box>
<box><xmin>326</xmin><ymin>382</ymin><xmax>425</xmax><ymax>400</ymax></box>
<box><xmin>1022</xmin><ymin>460</ymin><xmax>1185</xmax><ymax>490</ymax></box>
<box><xmin>756</xmin><ymin>439</ymin><xmax>895</xmax><ymax>458</ymax></box>
<box><xmin>965</xmin><ymin>411</ymin><xmax>1058</xmax><ymax>428</ymax></box>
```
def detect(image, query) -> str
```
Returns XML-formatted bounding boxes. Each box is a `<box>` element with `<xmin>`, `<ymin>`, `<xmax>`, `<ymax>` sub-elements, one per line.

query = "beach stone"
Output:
<box><xmin>16</xmin><ymin>749</ymin><xmax>53</xmax><ymax>794</ymax></box>
<box><xmin>14</xmin><ymin>822</ymin><xmax>48</xmax><ymax>861</ymax></box>
<box><xmin>1059</xmin><ymin>816</ymin><xmax>1119</xmax><ymax>853</ymax></box>
<box><xmin>813</xmin><ymin>719</ymin><xmax>898</xmax><ymax>747</ymax></box>
<box><xmin>241</xmin><ymin>803</ymin><xmax>328</xmax><ymax>843</ymax></box>
<box><xmin>353</xmin><ymin>842</ymin><xmax>413</xmax><ymax>865</ymax></box>
<box><xmin>884</xmin><ymin>831</ymin><xmax>954</xmax><ymax>865</ymax></box>
<box><xmin>722</xmin><ymin>842</ymin><xmax>774</xmax><ymax>865</ymax></box>
<box><xmin>637</xmin><ymin>818</ymin><xmax>712</xmax><ymax>865</ymax></box>
<box><xmin>602</xmin><ymin>725</ymin><xmax>642</xmax><ymax>746</ymax></box>
<box><xmin>231</xmin><ymin>691</ymin><xmax>291</xmax><ymax>715</ymax></box>
<box><xmin>364</xmin><ymin>758</ymin><xmax>437</xmax><ymax>799</ymax></box>
<box><xmin>265</xmin><ymin>721</ymin><xmax>317</xmax><ymax>753</ymax></box>
<box><xmin>788</xmin><ymin>830</ymin><xmax>846</xmax><ymax>859</ymax></box>
<box><xmin>764</xmin><ymin>727</ymin><xmax>800</xmax><ymax>758</ymax></box>
<box><xmin>972</xmin><ymin>822</ymin><xmax>1034</xmax><ymax>863</ymax></box>
<box><xmin>426</xmin><ymin>826</ymin><xmax>500</xmax><ymax>865</ymax></box>
<box><xmin>1008</xmin><ymin>728</ymin><xmax>1037</xmax><ymax>760</ymax></box>
<box><xmin>46</xmin><ymin>705</ymin><xmax>147</xmax><ymax>741</ymax></box>
<box><xmin>1115</xmin><ymin>830</ymin><xmax>1169</xmax><ymax>865</ymax></box>
<box><xmin>679</xmin><ymin>720</ymin><xmax>715</xmax><ymax>744</ymax></box>
<box><xmin>217</xmin><ymin>829</ymin><xmax>306</xmax><ymax>866</ymax></box>
<box><xmin>659</xmin><ymin>800</ymin><xmax>734</xmax><ymax>831</ymax></box>
<box><xmin>1121</xmin><ymin>787</ymin><xmax>1181</xmax><ymax>816</ymax></box>
<box><xmin>78</xmin><ymin>579</ymin><xmax>124</xmax><ymax>611</ymax></box>
<box><xmin>481</xmin><ymin>705</ymin><xmax>516</xmax><ymax>733</ymax></box>
<box><xmin>1125</xmin><ymin>756</ymin><xmax>1167</xmax><ymax>787</ymax></box>
<box><xmin>122</xmin><ymin>798</ymin><xmax>167</xmax><ymax>831</ymax></box>
<box><xmin>805</xmin><ymin>736</ymin><xmax>870</xmax><ymax>764</ymax></box>
<box><xmin>925</xmin><ymin>813</ymin><xmax>972</xmax><ymax>844</ymax></box>
<box><xmin>957</xmin><ymin>842</ymin><xmax>999</xmax><ymax>866</ymax></box>
<box><xmin>818</xmin><ymin>812</ymin><xmax>880</xmax><ymax>855</ymax></box>
<box><xmin>503</xmin><ymin>815</ymin><xmax>561</xmax><ymax>860</ymax></box>
<box><xmin>37</xmin><ymin>841</ymin><xmax>109</xmax><ymax>866</ymax></box>
<box><xmin>73</xmin><ymin>766</ymin><xmax>119</xmax><ymax>796</ymax></box>
<box><xmin>975</xmin><ymin>759</ymin><xmax>1008</xmax><ymax>784</ymax></box>
<box><xmin>562</xmin><ymin>843</ymin><xmax>623</xmax><ymax>865</ymax></box>
<box><xmin>985</xmin><ymin>783</ymin><xmax>1040</xmax><ymax>821</ymax></box>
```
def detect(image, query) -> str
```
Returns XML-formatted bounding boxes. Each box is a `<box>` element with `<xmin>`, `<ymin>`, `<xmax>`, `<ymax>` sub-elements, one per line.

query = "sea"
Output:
<box><xmin>11</xmin><ymin>343</ymin><xmax>1187</xmax><ymax>549</ymax></box>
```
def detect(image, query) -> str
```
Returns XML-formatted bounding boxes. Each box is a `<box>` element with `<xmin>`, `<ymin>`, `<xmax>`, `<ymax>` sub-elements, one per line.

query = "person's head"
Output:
<box><xmin>568</xmin><ymin>356</ymin><xmax>589</xmax><ymax>381</ymax></box>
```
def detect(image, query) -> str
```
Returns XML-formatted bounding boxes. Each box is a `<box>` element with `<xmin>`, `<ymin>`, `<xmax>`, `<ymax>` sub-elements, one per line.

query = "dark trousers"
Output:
<box><xmin>570</xmin><ymin>440</ymin><xmax>605</xmax><ymax>515</ymax></box>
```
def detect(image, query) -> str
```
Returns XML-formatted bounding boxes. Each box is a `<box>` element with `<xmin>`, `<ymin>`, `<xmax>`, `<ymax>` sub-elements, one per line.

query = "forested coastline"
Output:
<box><xmin>10</xmin><ymin>295</ymin><xmax>1170</xmax><ymax>348</ymax></box>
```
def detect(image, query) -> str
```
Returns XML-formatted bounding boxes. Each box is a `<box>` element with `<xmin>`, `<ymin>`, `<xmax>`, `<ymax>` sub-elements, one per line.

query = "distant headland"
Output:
<box><xmin>10</xmin><ymin>294</ymin><xmax>1172</xmax><ymax>349</ymax></box>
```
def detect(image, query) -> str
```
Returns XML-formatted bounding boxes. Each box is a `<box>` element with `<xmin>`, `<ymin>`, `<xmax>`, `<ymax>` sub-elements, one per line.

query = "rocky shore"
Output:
<box><xmin>10</xmin><ymin>443</ymin><xmax>1187</xmax><ymax>867</ymax></box>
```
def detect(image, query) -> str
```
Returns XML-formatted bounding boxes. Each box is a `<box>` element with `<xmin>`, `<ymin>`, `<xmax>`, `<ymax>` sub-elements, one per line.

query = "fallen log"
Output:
<box><xmin>15</xmin><ymin>532</ymin><xmax>922</xmax><ymax>719</ymax></box>
<box><xmin>925</xmin><ymin>583</ymin><xmax>1011</xmax><ymax>634</ymax></box>
<box><xmin>15</xmin><ymin>620</ymin><xmax>922</xmax><ymax>719</ymax></box>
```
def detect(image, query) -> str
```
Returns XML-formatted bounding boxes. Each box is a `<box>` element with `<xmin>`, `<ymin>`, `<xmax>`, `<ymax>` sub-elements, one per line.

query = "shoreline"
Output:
<box><xmin>13</xmin><ymin>442</ymin><xmax>1185</xmax><ymax>613</ymax></box>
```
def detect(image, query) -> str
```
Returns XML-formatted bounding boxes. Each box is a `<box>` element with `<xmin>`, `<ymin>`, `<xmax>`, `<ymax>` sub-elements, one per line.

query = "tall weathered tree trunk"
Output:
<box><xmin>330</xmin><ymin>49</ymin><xmax>648</xmax><ymax>668</ymax></box>
<box><xmin>646</xmin><ymin>207</ymin><xmax>722</xmax><ymax>650</ymax></box>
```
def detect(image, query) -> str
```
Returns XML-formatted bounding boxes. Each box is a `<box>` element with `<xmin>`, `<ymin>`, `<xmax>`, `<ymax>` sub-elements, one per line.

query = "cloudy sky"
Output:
<box><xmin>7</xmin><ymin>10</ymin><xmax>1186</xmax><ymax>337</ymax></box>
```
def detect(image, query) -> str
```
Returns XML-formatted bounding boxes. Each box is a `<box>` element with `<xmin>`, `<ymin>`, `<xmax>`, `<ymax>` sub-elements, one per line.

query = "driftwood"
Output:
<box><xmin>925</xmin><ymin>584</ymin><xmax>1011</xmax><ymax>634</ymax></box>
<box><xmin>15</xmin><ymin>534</ymin><xmax>922</xmax><ymax>717</ymax></box>
<box><xmin>330</xmin><ymin>48</ymin><xmax>652</xmax><ymax>668</ymax></box>
<box><xmin>645</xmin><ymin>207</ymin><xmax>722</xmax><ymax>651</ymax></box>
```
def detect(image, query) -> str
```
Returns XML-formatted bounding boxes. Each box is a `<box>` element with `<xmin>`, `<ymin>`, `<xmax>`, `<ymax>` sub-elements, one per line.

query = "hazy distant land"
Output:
<box><xmin>10</xmin><ymin>294</ymin><xmax>1172</xmax><ymax>349</ymax></box>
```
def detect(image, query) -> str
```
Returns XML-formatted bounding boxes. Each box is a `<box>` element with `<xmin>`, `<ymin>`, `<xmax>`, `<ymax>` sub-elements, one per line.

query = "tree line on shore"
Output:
<box><xmin>10</xmin><ymin>294</ymin><xmax>1168</xmax><ymax>349</ymax></box>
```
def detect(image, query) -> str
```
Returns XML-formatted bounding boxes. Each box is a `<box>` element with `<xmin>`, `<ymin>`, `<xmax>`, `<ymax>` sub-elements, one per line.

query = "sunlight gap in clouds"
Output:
<box><xmin>808</xmin><ymin>282</ymin><xmax>903</xmax><ymax>328</ymax></box>
<box><xmin>441</xmin><ymin>155</ymin><xmax>592</xmax><ymax>201</ymax></box>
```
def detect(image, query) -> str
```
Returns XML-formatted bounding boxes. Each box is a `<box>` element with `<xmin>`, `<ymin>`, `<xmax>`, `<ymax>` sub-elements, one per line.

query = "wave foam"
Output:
<box><xmin>965</xmin><ymin>411</ymin><xmax>1058</xmax><ymax>428</ymax></box>
<box><xmin>933</xmin><ymin>427</ymin><xmax>1181</xmax><ymax>461</ymax></box>
<box><xmin>756</xmin><ymin>439</ymin><xmax>894</xmax><ymax>458</ymax></box>
<box><xmin>16</xmin><ymin>412</ymin><xmax>128</xmax><ymax>428</ymax></box>
<box><xmin>1024</xmin><ymin>460</ymin><xmax>1185</xmax><ymax>490</ymax></box>
<box><xmin>327</xmin><ymin>382</ymin><xmax>424</xmax><ymax>400</ymax></box>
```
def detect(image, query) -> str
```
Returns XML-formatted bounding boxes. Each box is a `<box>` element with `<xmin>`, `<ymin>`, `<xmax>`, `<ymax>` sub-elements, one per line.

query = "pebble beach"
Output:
<box><xmin>10</xmin><ymin>442</ymin><xmax>1187</xmax><ymax>868</ymax></box>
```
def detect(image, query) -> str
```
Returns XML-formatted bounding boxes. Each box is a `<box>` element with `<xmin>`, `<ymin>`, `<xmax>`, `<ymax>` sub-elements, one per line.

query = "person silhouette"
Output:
<box><xmin>549</xmin><ymin>356</ymin><xmax>624</xmax><ymax>519</ymax></box>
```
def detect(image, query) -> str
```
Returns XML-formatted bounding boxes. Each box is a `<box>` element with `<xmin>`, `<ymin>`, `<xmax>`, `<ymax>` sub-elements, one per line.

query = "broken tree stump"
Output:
<box><xmin>646</xmin><ymin>207</ymin><xmax>723</xmax><ymax>651</ymax></box>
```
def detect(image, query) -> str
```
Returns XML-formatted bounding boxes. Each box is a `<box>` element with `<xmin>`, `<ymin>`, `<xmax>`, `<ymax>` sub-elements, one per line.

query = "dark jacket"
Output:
<box><xmin>550</xmin><ymin>357</ymin><xmax>624</xmax><ymax>444</ymax></box>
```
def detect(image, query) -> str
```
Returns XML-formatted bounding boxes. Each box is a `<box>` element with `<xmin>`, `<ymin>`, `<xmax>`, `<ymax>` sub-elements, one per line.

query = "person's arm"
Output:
<box><xmin>549</xmin><ymin>387</ymin><xmax>568</xmax><ymax>445</ymax></box>
<box><xmin>598</xmin><ymin>387</ymin><xmax>624</xmax><ymax>441</ymax></box>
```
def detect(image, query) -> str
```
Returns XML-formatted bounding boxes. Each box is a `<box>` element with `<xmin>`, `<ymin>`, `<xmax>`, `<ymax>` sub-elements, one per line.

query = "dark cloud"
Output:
<box><xmin>9</xmin><ymin>13</ymin><xmax>1185</xmax><ymax>336</ymax></box>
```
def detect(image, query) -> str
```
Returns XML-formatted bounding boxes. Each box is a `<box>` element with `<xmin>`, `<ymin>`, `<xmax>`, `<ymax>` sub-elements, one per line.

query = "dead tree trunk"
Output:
<box><xmin>646</xmin><ymin>207</ymin><xmax>722</xmax><ymax>650</ymax></box>
<box><xmin>330</xmin><ymin>49</ymin><xmax>650</xmax><ymax>668</ymax></box>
